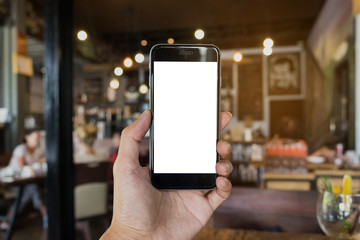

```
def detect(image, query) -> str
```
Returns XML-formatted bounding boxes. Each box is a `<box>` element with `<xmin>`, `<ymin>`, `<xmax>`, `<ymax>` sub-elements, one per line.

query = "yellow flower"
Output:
<box><xmin>332</xmin><ymin>185</ymin><xmax>341</xmax><ymax>196</ymax></box>
<box><xmin>343</xmin><ymin>174</ymin><xmax>352</xmax><ymax>214</ymax></box>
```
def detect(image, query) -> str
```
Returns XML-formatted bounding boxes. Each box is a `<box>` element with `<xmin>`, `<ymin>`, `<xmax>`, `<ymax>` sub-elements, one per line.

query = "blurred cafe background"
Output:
<box><xmin>0</xmin><ymin>0</ymin><xmax>360</xmax><ymax>239</ymax></box>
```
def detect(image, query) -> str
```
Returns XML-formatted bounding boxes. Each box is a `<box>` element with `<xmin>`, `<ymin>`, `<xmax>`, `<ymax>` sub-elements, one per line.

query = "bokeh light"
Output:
<box><xmin>114</xmin><ymin>67</ymin><xmax>123</xmax><ymax>76</ymax></box>
<box><xmin>110</xmin><ymin>78</ymin><xmax>120</xmax><ymax>89</ymax></box>
<box><xmin>77</xmin><ymin>30</ymin><xmax>87</xmax><ymax>41</ymax></box>
<box><xmin>194</xmin><ymin>29</ymin><xmax>205</xmax><ymax>40</ymax></box>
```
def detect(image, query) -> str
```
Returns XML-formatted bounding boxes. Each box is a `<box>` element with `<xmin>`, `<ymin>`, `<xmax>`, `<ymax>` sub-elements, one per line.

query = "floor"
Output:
<box><xmin>0</xmin><ymin>212</ymin><xmax>109</xmax><ymax>240</ymax></box>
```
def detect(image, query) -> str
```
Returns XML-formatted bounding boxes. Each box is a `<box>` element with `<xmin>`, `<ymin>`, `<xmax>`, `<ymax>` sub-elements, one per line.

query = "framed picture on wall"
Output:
<box><xmin>268</xmin><ymin>53</ymin><xmax>301</xmax><ymax>95</ymax></box>
<box><xmin>237</xmin><ymin>55</ymin><xmax>263</xmax><ymax>120</ymax></box>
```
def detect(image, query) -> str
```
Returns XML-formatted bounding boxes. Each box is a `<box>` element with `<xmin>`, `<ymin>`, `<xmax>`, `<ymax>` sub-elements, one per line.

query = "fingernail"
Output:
<box><xmin>141</xmin><ymin>110</ymin><xmax>150</xmax><ymax>117</ymax></box>
<box><xmin>227</xmin><ymin>112</ymin><xmax>232</xmax><ymax>118</ymax></box>
<box><xmin>136</xmin><ymin>110</ymin><xmax>151</xmax><ymax>123</ymax></box>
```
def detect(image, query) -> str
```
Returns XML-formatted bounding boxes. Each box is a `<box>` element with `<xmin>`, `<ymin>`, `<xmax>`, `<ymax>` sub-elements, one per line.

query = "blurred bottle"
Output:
<box><xmin>334</xmin><ymin>143</ymin><xmax>343</xmax><ymax>166</ymax></box>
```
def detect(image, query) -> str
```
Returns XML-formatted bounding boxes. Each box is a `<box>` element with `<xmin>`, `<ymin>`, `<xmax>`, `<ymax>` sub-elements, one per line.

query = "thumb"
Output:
<box><xmin>117</xmin><ymin>110</ymin><xmax>151</xmax><ymax>170</ymax></box>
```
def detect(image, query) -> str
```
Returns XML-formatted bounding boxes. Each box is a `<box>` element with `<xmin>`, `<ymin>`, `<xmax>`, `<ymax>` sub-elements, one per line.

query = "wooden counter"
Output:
<box><xmin>249</xmin><ymin>161</ymin><xmax>340</xmax><ymax>171</ymax></box>
<box><xmin>212</xmin><ymin>187</ymin><xmax>321</xmax><ymax>233</ymax></box>
<box><xmin>194</xmin><ymin>228</ymin><xmax>335</xmax><ymax>240</ymax></box>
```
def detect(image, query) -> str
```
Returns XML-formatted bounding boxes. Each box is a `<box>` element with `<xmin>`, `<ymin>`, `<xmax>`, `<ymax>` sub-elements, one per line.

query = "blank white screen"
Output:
<box><xmin>153</xmin><ymin>61</ymin><xmax>218</xmax><ymax>173</ymax></box>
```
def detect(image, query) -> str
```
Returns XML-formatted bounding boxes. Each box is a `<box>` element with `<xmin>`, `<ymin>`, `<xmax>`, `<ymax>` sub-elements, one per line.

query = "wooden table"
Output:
<box><xmin>212</xmin><ymin>187</ymin><xmax>321</xmax><ymax>233</ymax></box>
<box><xmin>0</xmin><ymin>175</ymin><xmax>46</xmax><ymax>240</ymax></box>
<box><xmin>194</xmin><ymin>228</ymin><xmax>336</xmax><ymax>240</ymax></box>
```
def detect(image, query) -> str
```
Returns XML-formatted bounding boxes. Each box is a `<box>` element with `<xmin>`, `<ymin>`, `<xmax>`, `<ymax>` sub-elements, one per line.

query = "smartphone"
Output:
<box><xmin>149</xmin><ymin>44</ymin><xmax>221</xmax><ymax>189</ymax></box>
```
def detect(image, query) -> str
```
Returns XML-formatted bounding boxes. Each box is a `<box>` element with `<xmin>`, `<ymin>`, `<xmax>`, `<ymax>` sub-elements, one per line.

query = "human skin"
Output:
<box><xmin>101</xmin><ymin>110</ymin><xmax>233</xmax><ymax>240</ymax></box>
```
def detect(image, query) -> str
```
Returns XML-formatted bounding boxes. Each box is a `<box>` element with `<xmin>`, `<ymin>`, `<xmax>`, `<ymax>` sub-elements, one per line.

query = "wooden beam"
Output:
<box><xmin>103</xmin><ymin>19</ymin><xmax>314</xmax><ymax>56</ymax></box>
<box><xmin>44</xmin><ymin>0</ymin><xmax>75</xmax><ymax>239</ymax></box>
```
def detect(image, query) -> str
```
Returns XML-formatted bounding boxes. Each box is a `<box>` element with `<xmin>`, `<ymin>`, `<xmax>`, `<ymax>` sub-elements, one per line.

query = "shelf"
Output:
<box><xmin>124</xmin><ymin>101</ymin><xmax>142</xmax><ymax>105</ymax></box>
<box><xmin>230</xmin><ymin>139</ymin><xmax>269</xmax><ymax>144</ymax></box>
<box><xmin>75</xmin><ymin>101</ymin><xmax>115</xmax><ymax>105</ymax></box>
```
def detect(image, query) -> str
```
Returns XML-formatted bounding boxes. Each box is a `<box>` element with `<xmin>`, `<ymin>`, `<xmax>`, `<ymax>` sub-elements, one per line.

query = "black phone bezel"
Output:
<box><xmin>149</xmin><ymin>44</ymin><xmax>221</xmax><ymax>190</ymax></box>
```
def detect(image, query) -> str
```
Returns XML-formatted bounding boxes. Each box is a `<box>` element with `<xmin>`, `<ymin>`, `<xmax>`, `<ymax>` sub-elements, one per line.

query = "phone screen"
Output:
<box><xmin>150</xmin><ymin>44</ymin><xmax>220</xmax><ymax>189</ymax></box>
<box><xmin>153</xmin><ymin>61</ymin><xmax>218</xmax><ymax>174</ymax></box>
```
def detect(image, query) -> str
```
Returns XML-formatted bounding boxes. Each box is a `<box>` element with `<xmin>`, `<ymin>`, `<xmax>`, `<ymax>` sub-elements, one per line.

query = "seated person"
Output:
<box><xmin>74</xmin><ymin>123</ymin><xmax>109</xmax><ymax>163</ymax></box>
<box><xmin>1</xmin><ymin>129</ymin><xmax>47</xmax><ymax>230</ymax></box>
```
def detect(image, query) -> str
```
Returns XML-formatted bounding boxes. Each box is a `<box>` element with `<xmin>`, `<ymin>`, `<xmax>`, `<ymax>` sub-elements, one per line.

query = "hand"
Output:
<box><xmin>101</xmin><ymin>110</ymin><xmax>233</xmax><ymax>240</ymax></box>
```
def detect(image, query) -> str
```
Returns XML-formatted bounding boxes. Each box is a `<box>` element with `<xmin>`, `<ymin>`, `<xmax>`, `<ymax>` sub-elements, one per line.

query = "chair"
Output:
<box><xmin>74</xmin><ymin>161</ymin><xmax>112</xmax><ymax>240</ymax></box>
<box><xmin>0</xmin><ymin>153</ymin><xmax>12</xmax><ymax>167</ymax></box>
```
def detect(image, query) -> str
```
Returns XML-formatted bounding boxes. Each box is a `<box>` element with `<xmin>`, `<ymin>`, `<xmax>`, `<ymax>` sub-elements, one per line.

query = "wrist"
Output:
<box><xmin>100</xmin><ymin>224</ymin><xmax>150</xmax><ymax>240</ymax></box>
<box><xmin>100</xmin><ymin>229</ymin><xmax>114</xmax><ymax>240</ymax></box>
<box><xmin>100</xmin><ymin>227</ymin><xmax>125</xmax><ymax>240</ymax></box>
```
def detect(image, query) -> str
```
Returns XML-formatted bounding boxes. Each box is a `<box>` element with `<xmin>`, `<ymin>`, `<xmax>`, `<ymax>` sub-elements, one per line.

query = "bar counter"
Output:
<box><xmin>193</xmin><ymin>187</ymin><xmax>339</xmax><ymax>239</ymax></box>
<box><xmin>194</xmin><ymin>228</ymin><xmax>335</xmax><ymax>240</ymax></box>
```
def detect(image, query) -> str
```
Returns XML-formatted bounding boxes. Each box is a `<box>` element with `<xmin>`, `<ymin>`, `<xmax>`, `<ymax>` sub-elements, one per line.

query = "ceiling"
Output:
<box><xmin>29</xmin><ymin>0</ymin><xmax>326</xmax><ymax>62</ymax></box>
<box><xmin>73</xmin><ymin>0</ymin><xmax>326</xmax><ymax>56</ymax></box>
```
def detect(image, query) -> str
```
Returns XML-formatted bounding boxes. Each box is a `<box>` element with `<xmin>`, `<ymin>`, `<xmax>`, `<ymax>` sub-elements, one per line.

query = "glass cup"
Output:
<box><xmin>317</xmin><ymin>189</ymin><xmax>360</xmax><ymax>239</ymax></box>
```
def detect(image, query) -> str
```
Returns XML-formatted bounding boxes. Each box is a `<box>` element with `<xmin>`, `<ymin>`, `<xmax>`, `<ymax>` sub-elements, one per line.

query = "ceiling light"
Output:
<box><xmin>167</xmin><ymin>38</ymin><xmax>174</xmax><ymax>44</ymax></box>
<box><xmin>110</xmin><ymin>78</ymin><xmax>120</xmax><ymax>89</ymax></box>
<box><xmin>77</xmin><ymin>30</ymin><xmax>87</xmax><ymax>41</ymax></box>
<box><xmin>139</xmin><ymin>84</ymin><xmax>148</xmax><ymax>94</ymax></box>
<box><xmin>114</xmin><ymin>67</ymin><xmax>123</xmax><ymax>76</ymax></box>
<box><xmin>263</xmin><ymin>47</ymin><xmax>273</xmax><ymax>56</ymax></box>
<box><xmin>123</xmin><ymin>57</ymin><xmax>133</xmax><ymax>68</ymax></box>
<box><xmin>135</xmin><ymin>53</ymin><xmax>145</xmax><ymax>63</ymax></box>
<box><xmin>141</xmin><ymin>40</ymin><xmax>148</xmax><ymax>46</ymax></box>
<box><xmin>263</xmin><ymin>38</ymin><xmax>274</xmax><ymax>48</ymax></box>
<box><xmin>194</xmin><ymin>29</ymin><xmax>205</xmax><ymax>40</ymax></box>
<box><xmin>233</xmin><ymin>51</ymin><xmax>243</xmax><ymax>62</ymax></box>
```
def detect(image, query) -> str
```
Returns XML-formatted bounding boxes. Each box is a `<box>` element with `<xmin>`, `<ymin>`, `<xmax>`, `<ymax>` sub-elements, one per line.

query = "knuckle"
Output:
<box><xmin>122</xmin><ymin>127</ymin><xmax>131</xmax><ymax>137</ymax></box>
